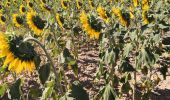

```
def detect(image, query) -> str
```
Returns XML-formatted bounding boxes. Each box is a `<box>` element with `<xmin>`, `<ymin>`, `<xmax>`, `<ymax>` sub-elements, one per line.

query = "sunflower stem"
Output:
<box><xmin>23</xmin><ymin>37</ymin><xmax>63</xmax><ymax>94</ymax></box>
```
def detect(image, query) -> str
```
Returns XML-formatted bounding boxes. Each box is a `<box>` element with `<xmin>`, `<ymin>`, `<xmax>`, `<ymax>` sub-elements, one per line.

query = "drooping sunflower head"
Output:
<box><xmin>112</xmin><ymin>7</ymin><xmax>130</xmax><ymax>27</ymax></box>
<box><xmin>80</xmin><ymin>11</ymin><xmax>102</xmax><ymax>39</ymax></box>
<box><xmin>76</xmin><ymin>0</ymin><xmax>82</xmax><ymax>10</ymax></box>
<box><xmin>19</xmin><ymin>5</ymin><xmax>26</xmax><ymax>14</ymax></box>
<box><xmin>27</xmin><ymin>1</ymin><xmax>34</xmax><ymax>10</ymax></box>
<box><xmin>61</xmin><ymin>0</ymin><xmax>69</xmax><ymax>10</ymax></box>
<box><xmin>26</xmin><ymin>11</ymin><xmax>46</xmax><ymax>36</ymax></box>
<box><xmin>40</xmin><ymin>3</ymin><xmax>51</xmax><ymax>12</ymax></box>
<box><xmin>142</xmin><ymin>0</ymin><xmax>149</xmax><ymax>11</ymax></box>
<box><xmin>0</xmin><ymin>14</ymin><xmax>6</xmax><ymax>25</ymax></box>
<box><xmin>0</xmin><ymin>33</ymin><xmax>37</xmax><ymax>74</ymax></box>
<box><xmin>97</xmin><ymin>6</ymin><xmax>109</xmax><ymax>23</ymax></box>
<box><xmin>88</xmin><ymin>0</ymin><xmax>95</xmax><ymax>9</ymax></box>
<box><xmin>0</xmin><ymin>5</ymin><xmax>3</xmax><ymax>12</ymax></box>
<box><xmin>133</xmin><ymin>0</ymin><xmax>138</xmax><ymax>7</ymax></box>
<box><xmin>142</xmin><ymin>11</ymin><xmax>154</xmax><ymax>25</ymax></box>
<box><xmin>12</xmin><ymin>14</ymin><xmax>24</xmax><ymax>27</ymax></box>
<box><xmin>56</xmin><ymin>13</ymin><xmax>64</xmax><ymax>30</ymax></box>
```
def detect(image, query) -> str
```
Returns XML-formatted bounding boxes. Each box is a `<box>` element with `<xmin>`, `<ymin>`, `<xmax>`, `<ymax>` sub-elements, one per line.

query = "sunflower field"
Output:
<box><xmin>0</xmin><ymin>0</ymin><xmax>170</xmax><ymax>100</ymax></box>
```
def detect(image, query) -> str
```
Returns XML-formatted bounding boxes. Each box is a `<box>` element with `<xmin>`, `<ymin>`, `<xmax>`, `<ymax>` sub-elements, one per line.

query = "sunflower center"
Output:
<box><xmin>16</xmin><ymin>16</ymin><xmax>23</xmax><ymax>25</ymax></box>
<box><xmin>9</xmin><ymin>36</ymin><xmax>36</xmax><ymax>61</ymax></box>
<box><xmin>1</xmin><ymin>16</ymin><xmax>6</xmax><ymax>22</ymax></box>
<box><xmin>0</xmin><ymin>5</ymin><xmax>2</xmax><ymax>10</ymax></box>
<box><xmin>21</xmin><ymin>7</ymin><xmax>26</xmax><ymax>12</ymax></box>
<box><xmin>29</xmin><ymin>2</ymin><xmax>33</xmax><ymax>8</ymax></box>
<box><xmin>89</xmin><ymin>16</ymin><xmax>102</xmax><ymax>32</ymax></box>
<box><xmin>63</xmin><ymin>1</ymin><xmax>68</xmax><ymax>7</ymax></box>
<box><xmin>32</xmin><ymin>16</ymin><xmax>46</xmax><ymax>29</ymax></box>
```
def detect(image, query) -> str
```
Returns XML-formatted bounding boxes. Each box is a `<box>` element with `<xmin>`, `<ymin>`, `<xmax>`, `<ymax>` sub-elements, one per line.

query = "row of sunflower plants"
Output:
<box><xmin>0</xmin><ymin>0</ymin><xmax>170</xmax><ymax>100</ymax></box>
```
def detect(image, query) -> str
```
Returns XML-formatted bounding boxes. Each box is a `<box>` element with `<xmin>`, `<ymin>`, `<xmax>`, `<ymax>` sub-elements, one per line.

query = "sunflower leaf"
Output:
<box><xmin>38</xmin><ymin>63</ymin><xmax>51</xmax><ymax>84</ymax></box>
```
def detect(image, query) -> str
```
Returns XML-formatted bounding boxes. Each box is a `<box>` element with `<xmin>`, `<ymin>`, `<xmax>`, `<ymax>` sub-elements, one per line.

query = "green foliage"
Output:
<box><xmin>38</xmin><ymin>63</ymin><xmax>51</xmax><ymax>84</ymax></box>
<box><xmin>9</xmin><ymin>79</ymin><xmax>21</xmax><ymax>100</ymax></box>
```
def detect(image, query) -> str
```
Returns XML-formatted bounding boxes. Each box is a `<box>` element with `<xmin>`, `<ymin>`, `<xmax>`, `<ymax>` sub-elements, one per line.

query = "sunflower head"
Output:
<box><xmin>56</xmin><ymin>13</ymin><xmax>64</xmax><ymax>29</ymax></box>
<box><xmin>40</xmin><ymin>3</ymin><xmax>51</xmax><ymax>12</ymax></box>
<box><xmin>76</xmin><ymin>0</ymin><xmax>82</xmax><ymax>9</ymax></box>
<box><xmin>26</xmin><ymin>11</ymin><xmax>46</xmax><ymax>36</ymax></box>
<box><xmin>0</xmin><ymin>33</ymin><xmax>37</xmax><ymax>74</ymax></box>
<box><xmin>19</xmin><ymin>5</ymin><xmax>26</xmax><ymax>14</ymax></box>
<box><xmin>27</xmin><ymin>1</ymin><xmax>33</xmax><ymax>10</ymax></box>
<box><xmin>12</xmin><ymin>14</ymin><xmax>24</xmax><ymax>27</ymax></box>
<box><xmin>0</xmin><ymin>14</ymin><xmax>6</xmax><ymax>25</ymax></box>
<box><xmin>61</xmin><ymin>0</ymin><xmax>69</xmax><ymax>10</ymax></box>
<box><xmin>88</xmin><ymin>0</ymin><xmax>95</xmax><ymax>9</ymax></box>
<box><xmin>97</xmin><ymin>6</ymin><xmax>109</xmax><ymax>23</ymax></box>
<box><xmin>88</xmin><ymin>15</ymin><xmax>102</xmax><ymax>32</ymax></box>
<box><xmin>80</xmin><ymin>11</ymin><xmax>101</xmax><ymax>39</ymax></box>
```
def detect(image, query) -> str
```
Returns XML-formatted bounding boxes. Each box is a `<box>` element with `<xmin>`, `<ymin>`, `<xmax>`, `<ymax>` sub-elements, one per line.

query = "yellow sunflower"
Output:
<box><xmin>27</xmin><ymin>1</ymin><xmax>34</xmax><ymax>10</ymax></box>
<box><xmin>129</xmin><ymin>6</ymin><xmax>135</xmax><ymax>19</ymax></box>
<box><xmin>56</xmin><ymin>13</ymin><xmax>64</xmax><ymax>30</ymax></box>
<box><xmin>26</xmin><ymin>11</ymin><xmax>46</xmax><ymax>36</ymax></box>
<box><xmin>80</xmin><ymin>11</ymin><xmax>100</xmax><ymax>39</ymax></box>
<box><xmin>0</xmin><ymin>14</ymin><xmax>6</xmax><ymax>25</ymax></box>
<box><xmin>97</xmin><ymin>6</ymin><xmax>109</xmax><ymax>23</ymax></box>
<box><xmin>19</xmin><ymin>5</ymin><xmax>26</xmax><ymax>15</ymax></box>
<box><xmin>61</xmin><ymin>0</ymin><xmax>68</xmax><ymax>10</ymax></box>
<box><xmin>0</xmin><ymin>33</ymin><xmax>36</xmax><ymax>74</ymax></box>
<box><xmin>112</xmin><ymin>7</ymin><xmax>129</xmax><ymax>27</ymax></box>
<box><xmin>40</xmin><ymin>3</ymin><xmax>51</xmax><ymax>12</ymax></box>
<box><xmin>12</xmin><ymin>14</ymin><xmax>23</xmax><ymax>27</ymax></box>
<box><xmin>88</xmin><ymin>0</ymin><xmax>94</xmax><ymax>9</ymax></box>
<box><xmin>142</xmin><ymin>11</ymin><xmax>149</xmax><ymax>24</ymax></box>
<box><xmin>76</xmin><ymin>0</ymin><xmax>82</xmax><ymax>9</ymax></box>
<box><xmin>133</xmin><ymin>0</ymin><xmax>138</xmax><ymax>7</ymax></box>
<box><xmin>142</xmin><ymin>0</ymin><xmax>149</xmax><ymax>11</ymax></box>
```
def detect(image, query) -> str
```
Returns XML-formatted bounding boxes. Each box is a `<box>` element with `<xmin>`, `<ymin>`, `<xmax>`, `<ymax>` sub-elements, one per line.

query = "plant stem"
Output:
<box><xmin>23</xmin><ymin>37</ymin><xmax>63</xmax><ymax>94</ymax></box>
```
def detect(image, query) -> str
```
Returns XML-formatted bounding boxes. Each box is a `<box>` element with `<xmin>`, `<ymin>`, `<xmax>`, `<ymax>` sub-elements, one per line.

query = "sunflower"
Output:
<box><xmin>40</xmin><ymin>3</ymin><xmax>51</xmax><ymax>12</ymax></box>
<box><xmin>0</xmin><ymin>14</ymin><xmax>6</xmax><ymax>25</ymax></box>
<box><xmin>61</xmin><ymin>0</ymin><xmax>68</xmax><ymax>10</ymax></box>
<box><xmin>97</xmin><ymin>6</ymin><xmax>109</xmax><ymax>23</ymax></box>
<box><xmin>80</xmin><ymin>11</ymin><xmax>101</xmax><ymax>39</ymax></box>
<box><xmin>26</xmin><ymin>11</ymin><xmax>46</xmax><ymax>36</ymax></box>
<box><xmin>112</xmin><ymin>7</ymin><xmax>129</xmax><ymax>27</ymax></box>
<box><xmin>88</xmin><ymin>0</ymin><xmax>95</xmax><ymax>9</ymax></box>
<box><xmin>27</xmin><ymin>1</ymin><xmax>34</xmax><ymax>10</ymax></box>
<box><xmin>19</xmin><ymin>5</ymin><xmax>26</xmax><ymax>14</ymax></box>
<box><xmin>133</xmin><ymin>0</ymin><xmax>138</xmax><ymax>7</ymax></box>
<box><xmin>56</xmin><ymin>13</ymin><xmax>64</xmax><ymax>30</ymax></box>
<box><xmin>142</xmin><ymin>11</ymin><xmax>149</xmax><ymax>24</ymax></box>
<box><xmin>0</xmin><ymin>33</ymin><xmax>36</xmax><ymax>74</ymax></box>
<box><xmin>12</xmin><ymin>14</ymin><xmax>24</xmax><ymax>27</ymax></box>
<box><xmin>76</xmin><ymin>0</ymin><xmax>82</xmax><ymax>9</ymax></box>
<box><xmin>142</xmin><ymin>0</ymin><xmax>149</xmax><ymax>11</ymax></box>
<box><xmin>129</xmin><ymin>6</ymin><xmax>135</xmax><ymax>19</ymax></box>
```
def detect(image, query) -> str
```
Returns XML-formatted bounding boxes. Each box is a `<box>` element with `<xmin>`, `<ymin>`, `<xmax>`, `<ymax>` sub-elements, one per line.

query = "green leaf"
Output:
<box><xmin>41</xmin><ymin>87</ymin><xmax>53</xmax><ymax>100</ymax></box>
<box><xmin>123</xmin><ymin>43</ymin><xmax>133</xmax><ymax>57</ymax></box>
<box><xmin>103</xmin><ymin>84</ymin><xmax>117</xmax><ymax>100</ymax></box>
<box><xmin>0</xmin><ymin>83</ymin><xmax>7</xmax><ymax>98</ymax></box>
<box><xmin>121</xmin><ymin>82</ymin><xmax>132</xmax><ymax>94</ymax></box>
<box><xmin>9</xmin><ymin>79</ymin><xmax>21</xmax><ymax>99</ymax></box>
<box><xmin>60</xmin><ymin>81</ymin><xmax>89</xmax><ymax>100</ymax></box>
<box><xmin>38</xmin><ymin>63</ymin><xmax>51</xmax><ymax>84</ymax></box>
<box><xmin>160</xmin><ymin>64</ymin><xmax>168</xmax><ymax>80</ymax></box>
<box><xmin>120</xmin><ymin>59</ymin><xmax>135</xmax><ymax>73</ymax></box>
